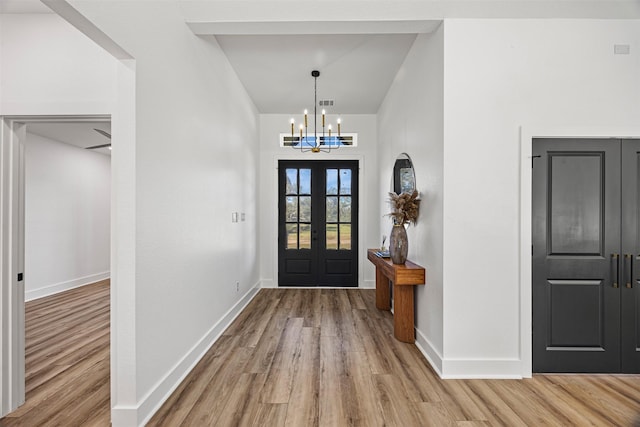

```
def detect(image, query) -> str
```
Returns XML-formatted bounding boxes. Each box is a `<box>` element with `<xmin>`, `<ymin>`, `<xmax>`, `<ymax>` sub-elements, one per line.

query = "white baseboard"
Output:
<box><xmin>414</xmin><ymin>327</ymin><xmax>522</xmax><ymax>379</ymax></box>
<box><xmin>25</xmin><ymin>271</ymin><xmax>110</xmax><ymax>301</ymax></box>
<box><xmin>415</xmin><ymin>327</ymin><xmax>444</xmax><ymax>377</ymax></box>
<box><xmin>360</xmin><ymin>279</ymin><xmax>375</xmax><ymax>289</ymax></box>
<box><xmin>132</xmin><ymin>281</ymin><xmax>261</xmax><ymax>427</ymax></box>
<box><xmin>440</xmin><ymin>358</ymin><xmax>523</xmax><ymax>379</ymax></box>
<box><xmin>260</xmin><ymin>278</ymin><xmax>275</xmax><ymax>288</ymax></box>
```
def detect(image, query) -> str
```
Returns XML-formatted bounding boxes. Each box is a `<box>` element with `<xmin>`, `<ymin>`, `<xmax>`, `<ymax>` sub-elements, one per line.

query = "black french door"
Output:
<box><xmin>532</xmin><ymin>138</ymin><xmax>640</xmax><ymax>373</ymax></box>
<box><xmin>278</xmin><ymin>160</ymin><xmax>359</xmax><ymax>287</ymax></box>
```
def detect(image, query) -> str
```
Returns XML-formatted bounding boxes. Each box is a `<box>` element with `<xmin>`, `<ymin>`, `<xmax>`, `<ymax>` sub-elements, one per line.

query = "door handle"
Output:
<box><xmin>612</xmin><ymin>253</ymin><xmax>619</xmax><ymax>288</ymax></box>
<box><xmin>625</xmin><ymin>254</ymin><xmax>633</xmax><ymax>288</ymax></box>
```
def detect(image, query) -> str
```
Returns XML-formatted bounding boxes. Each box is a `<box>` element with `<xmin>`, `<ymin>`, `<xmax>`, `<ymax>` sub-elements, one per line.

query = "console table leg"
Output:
<box><xmin>375</xmin><ymin>267</ymin><xmax>390</xmax><ymax>310</ymax></box>
<box><xmin>393</xmin><ymin>284</ymin><xmax>415</xmax><ymax>343</ymax></box>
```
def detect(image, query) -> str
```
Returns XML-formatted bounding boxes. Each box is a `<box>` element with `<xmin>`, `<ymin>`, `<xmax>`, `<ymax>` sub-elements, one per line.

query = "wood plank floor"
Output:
<box><xmin>0</xmin><ymin>280</ymin><xmax>110</xmax><ymax>427</ymax></box>
<box><xmin>149</xmin><ymin>289</ymin><xmax>640</xmax><ymax>427</ymax></box>
<box><xmin>3</xmin><ymin>284</ymin><xmax>640</xmax><ymax>426</ymax></box>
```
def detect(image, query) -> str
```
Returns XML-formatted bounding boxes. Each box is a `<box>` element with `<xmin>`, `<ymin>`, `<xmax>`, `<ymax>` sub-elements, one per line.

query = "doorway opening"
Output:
<box><xmin>0</xmin><ymin>115</ymin><xmax>111</xmax><ymax>420</ymax></box>
<box><xmin>278</xmin><ymin>160</ymin><xmax>359</xmax><ymax>287</ymax></box>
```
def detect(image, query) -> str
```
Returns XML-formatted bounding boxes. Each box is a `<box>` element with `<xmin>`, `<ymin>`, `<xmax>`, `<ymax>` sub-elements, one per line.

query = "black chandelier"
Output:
<box><xmin>288</xmin><ymin>70</ymin><xmax>344</xmax><ymax>153</ymax></box>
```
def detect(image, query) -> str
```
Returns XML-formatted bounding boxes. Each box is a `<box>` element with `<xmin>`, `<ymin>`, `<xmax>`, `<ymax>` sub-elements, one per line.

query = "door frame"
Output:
<box><xmin>0</xmin><ymin>117</ymin><xmax>26</xmax><ymax>416</ymax></box>
<box><xmin>0</xmin><ymin>115</ymin><xmax>114</xmax><ymax>417</ymax></box>
<box><xmin>271</xmin><ymin>153</ymin><xmax>365</xmax><ymax>288</ymax></box>
<box><xmin>520</xmin><ymin>125</ymin><xmax>640</xmax><ymax>378</ymax></box>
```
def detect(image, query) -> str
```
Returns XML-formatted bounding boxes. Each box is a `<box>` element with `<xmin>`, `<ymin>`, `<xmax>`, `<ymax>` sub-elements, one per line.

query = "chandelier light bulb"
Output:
<box><xmin>285</xmin><ymin>70</ymin><xmax>343</xmax><ymax>153</ymax></box>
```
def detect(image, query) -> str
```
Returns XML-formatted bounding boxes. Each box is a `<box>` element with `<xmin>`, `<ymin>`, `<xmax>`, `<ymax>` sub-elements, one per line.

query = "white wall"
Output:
<box><xmin>441</xmin><ymin>19</ymin><xmax>640</xmax><ymax>377</ymax></box>
<box><xmin>24</xmin><ymin>132</ymin><xmax>110</xmax><ymax>301</ymax></box>
<box><xmin>61</xmin><ymin>2</ymin><xmax>262</xmax><ymax>424</ymax></box>
<box><xmin>378</xmin><ymin>19</ymin><xmax>640</xmax><ymax>378</ymax></box>
<box><xmin>377</xmin><ymin>27</ymin><xmax>445</xmax><ymax>371</ymax></box>
<box><xmin>2</xmin><ymin>6</ymin><xmax>261</xmax><ymax>425</ymax></box>
<box><xmin>258</xmin><ymin>114</ymin><xmax>379</xmax><ymax>288</ymax></box>
<box><xmin>0</xmin><ymin>13</ymin><xmax>116</xmax><ymax>115</ymax></box>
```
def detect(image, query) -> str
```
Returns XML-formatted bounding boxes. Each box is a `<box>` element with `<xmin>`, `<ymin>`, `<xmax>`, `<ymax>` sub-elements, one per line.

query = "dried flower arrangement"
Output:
<box><xmin>387</xmin><ymin>190</ymin><xmax>420</xmax><ymax>226</ymax></box>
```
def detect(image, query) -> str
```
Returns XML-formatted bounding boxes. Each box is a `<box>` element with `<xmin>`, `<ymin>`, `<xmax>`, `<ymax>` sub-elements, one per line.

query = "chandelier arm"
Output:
<box><xmin>286</xmin><ymin>69</ymin><xmax>342</xmax><ymax>153</ymax></box>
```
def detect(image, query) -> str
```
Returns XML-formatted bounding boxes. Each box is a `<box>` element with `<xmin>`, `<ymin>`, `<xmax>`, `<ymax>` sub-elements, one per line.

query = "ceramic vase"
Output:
<box><xmin>389</xmin><ymin>223</ymin><xmax>408</xmax><ymax>264</ymax></box>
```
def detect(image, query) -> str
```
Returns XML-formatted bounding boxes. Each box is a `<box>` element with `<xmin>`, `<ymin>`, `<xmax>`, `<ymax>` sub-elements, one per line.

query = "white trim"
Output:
<box><xmin>134</xmin><ymin>281</ymin><xmax>261</xmax><ymax>427</ymax></box>
<box><xmin>260</xmin><ymin>278</ymin><xmax>276</xmax><ymax>288</ymax></box>
<box><xmin>361</xmin><ymin>279</ymin><xmax>375</xmax><ymax>289</ymax></box>
<box><xmin>0</xmin><ymin>117</ymin><xmax>26</xmax><ymax>417</ymax></box>
<box><xmin>441</xmin><ymin>358</ymin><xmax>523</xmax><ymax>379</ymax></box>
<box><xmin>519</xmin><ymin>124</ymin><xmax>640</xmax><ymax>379</ymax></box>
<box><xmin>25</xmin><ymin>272</ymin><xmax>110</xmax><ymax>302</ymax></box>
<box><xmin>415</xmin><ymin>327</ymin><xmax>443</xmax><ymax>377</ymax></box>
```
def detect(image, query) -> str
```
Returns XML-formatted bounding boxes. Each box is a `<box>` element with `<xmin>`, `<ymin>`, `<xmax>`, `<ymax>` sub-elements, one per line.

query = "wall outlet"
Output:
<box><xmin>614</xmin><ymin>44</ymin><xmax>630</xmax><ymax>55</ymax></box>
<box><xmin>236</xmin><ymin>281</ymin><xmax>239</xmax><ymax>292</ymax></box>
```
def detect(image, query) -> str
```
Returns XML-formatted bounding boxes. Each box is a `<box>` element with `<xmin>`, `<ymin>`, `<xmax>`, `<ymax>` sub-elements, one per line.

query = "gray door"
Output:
<box><xmin>533</xmin><ymin>138</ymin><xmax>640</xmax><ymax>373</ymax></box>
<box><xmin>621</xmin><ymin>140</ymin><xmax>640</xmax><ymax>372</ymax></box>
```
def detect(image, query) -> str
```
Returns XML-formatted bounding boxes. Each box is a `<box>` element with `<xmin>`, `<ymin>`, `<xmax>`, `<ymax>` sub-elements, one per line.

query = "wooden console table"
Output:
<box><xmin>367</xmin><ymin>249</ymin><xmax>425</xmax><ymax>343</ymax></box>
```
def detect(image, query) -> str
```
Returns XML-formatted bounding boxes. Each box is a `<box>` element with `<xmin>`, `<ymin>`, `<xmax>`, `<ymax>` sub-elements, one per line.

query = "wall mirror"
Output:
<box><xmin>392</xmin><ymin>153</ymin><xmax>416</xmax><ymax>194</ymax></box>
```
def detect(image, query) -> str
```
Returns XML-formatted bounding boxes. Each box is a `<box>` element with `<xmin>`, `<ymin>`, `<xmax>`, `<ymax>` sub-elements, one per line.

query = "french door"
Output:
<box><xmin>278</xmin><ymin>160</ymin><xmax>359</xmax><ymax>287</ymax></box>
<box><xmin>532</xmin><ymin>138</ymin><xmax>640</xmax><ymax>373</ymax></box>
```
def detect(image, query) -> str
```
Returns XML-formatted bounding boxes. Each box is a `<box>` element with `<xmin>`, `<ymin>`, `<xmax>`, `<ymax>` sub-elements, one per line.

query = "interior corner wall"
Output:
<box><xmin>441</xmin><ymin>19</ymin><xmax>640</xmax><ymax>377</ymax></box>
<box><xmin>64</xmin><ymin>2</ymin><xmax>261</xmax><ymax>424</ymax></box>
<box><xmin>258</xmin><ymin>113</ymin><xmax>379</xmax><ymax>289</ymax></box>
<box><xmin>24</xmin><ymin>133</ymin><xmax>110</xmax><ymax>301</ymax></box>
<box><xmin>377</xmin><ymin>26</ymin><xmax>445</xmax><ymax>371</ymax></box>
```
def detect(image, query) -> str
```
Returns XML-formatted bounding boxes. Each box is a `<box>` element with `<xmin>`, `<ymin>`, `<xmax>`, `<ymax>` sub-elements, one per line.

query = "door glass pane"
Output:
<box><xmin>299</xmin><ymin>169</ymin><xmax>311</xmax><ymax>194</ymax></box>
<box><xmin>340</xmin><ymin>224</ymin><xmax>351</xmax><ymax>250</ymax></box>
<box><xmin>550</xmin><ymin>155</ymin><xmax>601</xmax><ymax>254</ymax></box>
<box><xmin>299</xmin><ymin>224</ymin><xmax>311</xmax><ymax>249</ymax></box>
<box><xmin>286</xmin><ymin>169</ymin><xmax>298</xmax><ymax>194</ymax></box>
<box><xmin>326</xmin><ymin>169</ymin><xmax>338</xmax><ymax>195</ymax></box>
<box><xmin>285</xmin><ymin>196</ymin><xmax>298</xmax><ymax>222</ymax></box>
<box><xmin>286</xmin><ymin>224</ymin><xmax>298</xmax><ymax>249</ymax></box>
<box><xmin>340</xmin><ymin>169</ymin><xmax>352</xmax><ymax>194</ymax></box>
<box><xmin>299</xmin><ymin>196</ymin><xmax>311</xmax><ymax>222</ymax></box>
<box><xmin>339</xmin><ymin>196</ymin><xmax>351</xmax><ymax>222</ymax></box>
<box><xmin>326</xmin><ymin>197</ymin><xmax>338</xmax><ymax>222</ymax></box>
<box><xmin>326</xmin><ymin>224</ymin><xmax>338</xmax><ymax>250</ymax></box>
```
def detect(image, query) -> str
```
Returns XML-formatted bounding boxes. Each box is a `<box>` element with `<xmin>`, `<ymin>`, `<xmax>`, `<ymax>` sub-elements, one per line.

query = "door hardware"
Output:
<box><xmin>625</xmin><ymin>254</ymin><xmax>633</xmax><ymax>288</ymax></box>
<box><xmin>612</xmin><ymin>253</ymin><xmax>619</xmax><ymax>288</ymax></box>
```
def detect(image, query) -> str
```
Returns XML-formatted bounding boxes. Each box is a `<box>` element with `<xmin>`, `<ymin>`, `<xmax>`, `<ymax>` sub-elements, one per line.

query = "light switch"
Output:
<box><xmin>232</xmin><ymin>212</ymin><xmax>238</xmax><ymax>223</ymax></box>
<box><xmin>241</xmin><ymin>213</ymin><xmax>246</xmax><ymax>222</ymax></box>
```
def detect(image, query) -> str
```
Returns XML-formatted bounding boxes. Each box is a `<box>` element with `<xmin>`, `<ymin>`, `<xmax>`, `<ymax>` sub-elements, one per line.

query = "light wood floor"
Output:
<box><xmin>0</xmin><ymin>280</ymin><xmax>110</xmax><ymax>427</ymax></box>
<box><xmin>2</xmin><ymin>284</ymin><xmax>640</xmax><ymax>426</ymax></box>
<box><xmin>149</xmin><ymin>288</ymin><xmax>640</xmax><ymax>426</ymax></box>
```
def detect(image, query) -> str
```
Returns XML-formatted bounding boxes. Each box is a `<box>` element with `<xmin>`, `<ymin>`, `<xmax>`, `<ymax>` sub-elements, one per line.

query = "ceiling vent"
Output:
<box><xmin>319</xmin><ymin>99</ymin><xmax>334</xmax><ymax>107</ymax></box>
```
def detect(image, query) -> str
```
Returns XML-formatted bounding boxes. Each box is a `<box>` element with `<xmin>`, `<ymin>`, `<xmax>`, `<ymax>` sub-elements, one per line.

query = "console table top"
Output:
<box><xmin>367</xmin><ymin>249</ymin><xmax>425</xmax><ymax>286</ymax></box>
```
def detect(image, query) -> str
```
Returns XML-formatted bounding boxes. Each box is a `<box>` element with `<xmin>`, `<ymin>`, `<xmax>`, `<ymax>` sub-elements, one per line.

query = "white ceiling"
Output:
<box><xmin>213</xmin><ymin>33</ymin><xmax>419</xmax><ymax>114</ymax></box>
<box><xmin>6</xmin><ymin>0</ymin><xmax>638</xmax><ymax>141</ymax></box>
<box><xmin>27</xmin><ymin>122</ymin><xmax>112</xmax><ymax>156</ymax></box>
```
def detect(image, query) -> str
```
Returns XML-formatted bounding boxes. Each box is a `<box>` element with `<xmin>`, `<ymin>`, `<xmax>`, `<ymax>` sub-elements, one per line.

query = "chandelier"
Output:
<box><xmin>288</xmin><ymin>70</ymin><xmax>343</xmax><ymax>153</ymax></box>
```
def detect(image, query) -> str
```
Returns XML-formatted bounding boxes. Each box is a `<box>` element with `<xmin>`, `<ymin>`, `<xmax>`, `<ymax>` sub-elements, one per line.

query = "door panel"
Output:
<box><xmin>279</xmin><ymin>166</ymin><xmax>317</xmax><ymax>284</ymax></box>
<box><xmin>278</xmin><ymin>160</ymin><xmax>358</xmax><ymax>287</ymax></box>
<box><xmin>533</xmin><ymin>138</ymin><xmax>621</xmax><ymax>372</ymax></box>
<box><xmin>621</xmin><ymin>139</ymin><xmax>640</xmax><ymax>373</ymax></box>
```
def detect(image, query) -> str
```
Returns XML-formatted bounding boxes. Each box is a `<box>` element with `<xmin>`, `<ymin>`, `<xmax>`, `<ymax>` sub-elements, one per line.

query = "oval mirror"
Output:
<box><xmin>392</xmin><ymin>153</ymin><xmax>416</xmax><ymax>194</ymax></box>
